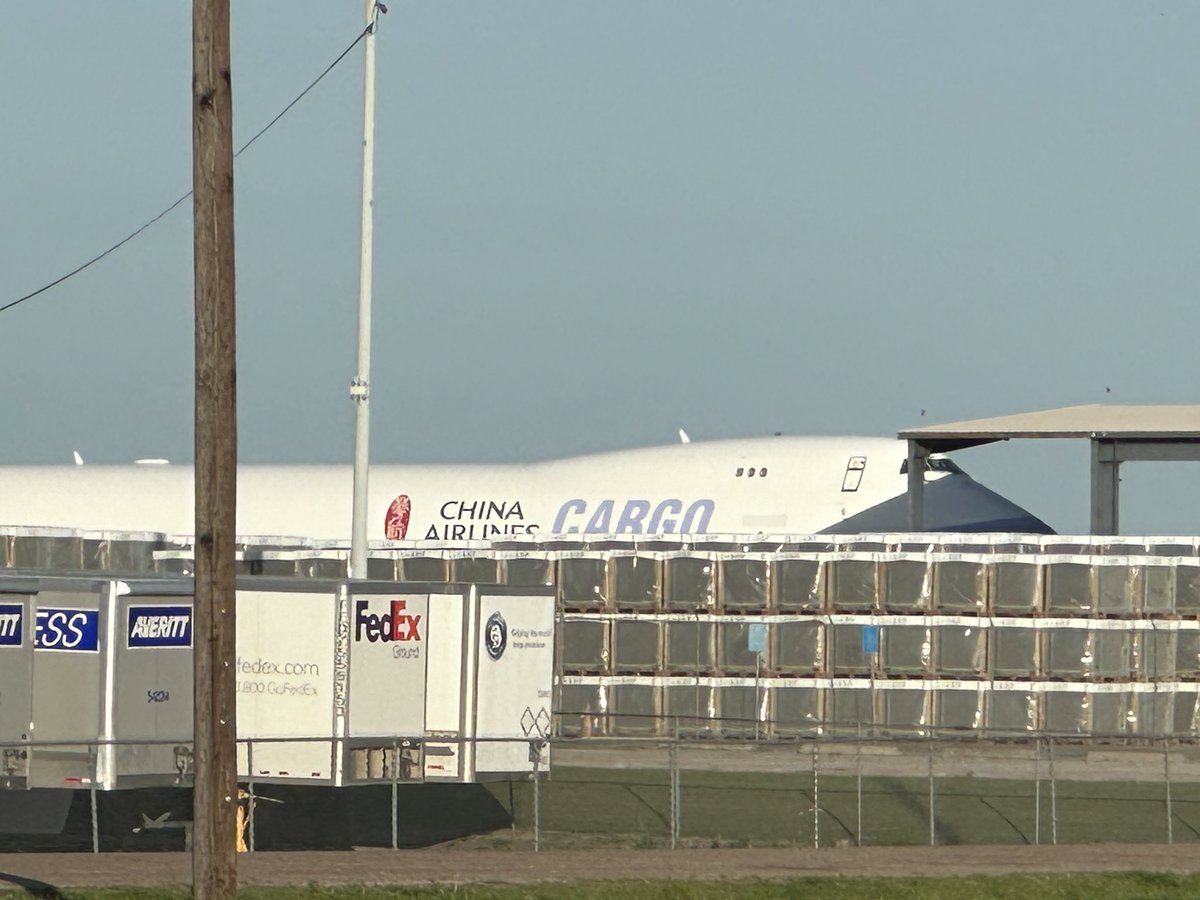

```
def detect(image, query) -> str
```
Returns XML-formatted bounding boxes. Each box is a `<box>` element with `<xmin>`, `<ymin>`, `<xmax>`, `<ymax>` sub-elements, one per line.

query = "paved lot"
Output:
<box><xmin>2</xmin><ymin>843</ymin><xmax>1200</xmax><ymax>891</ymax></box>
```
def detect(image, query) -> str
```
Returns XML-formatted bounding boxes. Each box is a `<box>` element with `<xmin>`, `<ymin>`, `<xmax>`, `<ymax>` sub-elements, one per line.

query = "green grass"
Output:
<box><xmin>485</xmin><ymin>766</ymin><xmax>1199</xmax><ymax>849</ymax></box>
<box><xmin>38</xmin><ymin>873</ymin><xmax>1200</xmax><ymax>900</ymax></box>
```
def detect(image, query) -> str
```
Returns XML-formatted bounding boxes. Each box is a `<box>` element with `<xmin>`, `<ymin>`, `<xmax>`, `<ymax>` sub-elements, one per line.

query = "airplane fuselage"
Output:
<box><xmin>0</xmin><ymin>436</ymin><xmax>1052</xmax><ymax>540</ymax></box>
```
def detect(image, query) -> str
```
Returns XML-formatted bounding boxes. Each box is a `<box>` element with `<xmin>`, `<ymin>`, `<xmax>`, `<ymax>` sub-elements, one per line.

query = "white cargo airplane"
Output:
<box><xmin>0</xmin><ymin>436</ymin><xmax>1051</xmax><ymax>539</ymax></box>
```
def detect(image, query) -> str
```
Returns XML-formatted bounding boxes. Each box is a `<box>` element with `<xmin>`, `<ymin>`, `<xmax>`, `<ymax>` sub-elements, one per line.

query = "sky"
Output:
<box><xmin>2</xmin><ymin>2</ymin><xmax>1199</xmax><ymax>536</ymax></box>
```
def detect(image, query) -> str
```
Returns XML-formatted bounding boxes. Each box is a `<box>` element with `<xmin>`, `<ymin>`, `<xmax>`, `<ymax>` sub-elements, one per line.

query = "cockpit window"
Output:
<box><xmin>899</xmin><ymin>457</ymin><xmax>963</xmax><ymax>475</ymax></box>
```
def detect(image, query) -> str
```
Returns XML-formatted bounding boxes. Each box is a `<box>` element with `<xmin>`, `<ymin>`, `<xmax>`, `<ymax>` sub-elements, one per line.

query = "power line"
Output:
<box><xmin>1</xmin><ymin>17</ymin><xmax>377</xmax><ymax>316</ymax></box>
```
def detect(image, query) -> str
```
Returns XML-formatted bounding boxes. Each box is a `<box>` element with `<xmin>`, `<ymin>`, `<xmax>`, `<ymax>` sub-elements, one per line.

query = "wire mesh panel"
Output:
<box><xmin>503</xmin><ymin>556</ymin><xmax>553</xmax><ymax>587</ymax></box>
<box><xmin>1176</xmin><ymin>566</ymin><xmax>1200</xmax><ymax>616</ymax></box>
<box><xmin>1090</xmin><ymin>692</ymin><xmax>1133</xmax><ymax>736</ymax></box>
<box><xmin>239</xmin><ymin>556</ymin><xmax>297</xmax><ymax>577</ymax></box>
<box><xmin>720</xmin><ymin>558</ymin><xmax>770</xmax><ymax>612</ymax></box>
<box><xmin>12</xmin><ymin>535</ymin><xmax>83</xmax><ymax>570</ymax></box>
<box><xmin>718</xmin><ymin>622</ymin><xmax>764</xmax><ymax>675</ymax></box>
<box><xmin>1092</xmin><ymin>631</ymin><xmax>1133</xmax><ymax>679</ymax></box>
<box><xmin>991</xmin><ymin>627</ymin><xmax>1040</xmax><ymax>677</ymax></box>
<box><xmin>829</xmin><ymin>559</ymin><xmax>878</xmax><ymax>611</ymax></box>
<box><xmin>1136</xmin><ymin>629</ymin><xmax>1173</xmax><ymax>679</ymax></box>
<box><xmin>715</xmin><ymin>686</ymin><xmax>763</xmax><ymax>738</ymax></box>
<box><xmin>1174</xmin><ymin>694</ymin><xmax>1200</xmax><ymax>734</ymax></box>
<box><xmin>936</xmin><ymin>625</ymin><xmax>987</xmax><ymax>675</ymax></box>
<box><xmin>666</xmin><ymin>623</ymin><xmax>715</xmax><ymax>674</ymax></box>
<box><xmin>613</xmin><ymin>620</ymin><xmax>659</xmax><ymax>673</ymax></box>
<box><xmin>450</xmin><ymin>556</ymin><xmax>498</xmax><ymax>584</ymax></box>
<box><xmin>301</xmin><ymin>557</ymin><xmax>346</xmax><ymax>578</ymax></box>
<box><xmin>883</xmin><ymin>559</ymin><xmax>931</xmax><ymax>612</ymax></box>
<box><xmin>610</xmin><ymin>555</ymin><xmax>659</xmax><ymax>610</ymax></box>
<box><xmin>560</xmin><ymin>620</ymin><xmax>610</xmax><ymax>674</ymax></box>
<box><xmin>987</xmin><ymin>691</ymin><xmax>1039</xmax><ymax>732</ymax></box>
<box><xmin>1097</xmin><ymin>564</ymin><xmax>1137</xmax><ymax>615</ymax></box>
<box><xmin>1046</xmin><ymin>563</ymin><xmax>1094</xmax><ymax>615</ymax></box>
<box><xmin>398</xmin><ymin>556</ymin><xmax>447</xmax><ymax>582</ymax></box>
<box><xmin>665</xmin><ymin>685</ymin><xmax>712</xmax><ymax>737</ymax></box>
<box><xmin>1144</xmin><ymin>566</ymin><xmax>1175</xmax><ymax>614</ymax></box>
<box><xmin>879</xmin><ymin>626</ymin><xmax>930</xmax><ymax>675</ymax></box>
<box><xmin>1177</xmin><ymin>632</ymin><xmax>1200</xmax><ymax>677</ymax></box>
<box><xmin>775</xmin><ymin>559</ymin><xmax>824</xmax><ymax>611</ymax></box>
<box><xmin>774</xmin><ymin>621</ymin><xmax>824</xmax><ymax>673</ymax></box>
<box><xmin>773</xmin><ymin>687</ymin><xmax>823</xmax><ymax>736</ymax></box>
<box><xmin>1046</xmin><ymin>631</ymin><xmax>1094</xmax><ymax>679</ymax></box>
<box><xmin>559</xmin><ymin>557</ymin><xmax>607</xmax><ymax>610</ymax></box>
<box><xmin>935</xmin><ymin>561</ymin><xmax>987</xmax><ymax>612</ymax></box>
<box><xmin>879</xmin><ymin>689</ymin><xmax>929</xmax><ymax>736</ymax></box>
<box><xmin>1044</xmin><ymin>692</ymin><xmax>1090</xmax><ymax>735</ymax></box>
<box><xmin>557</xmin><ymin>684</ymin><xmax>603</xmax><ymax>736</ymax></box>
<box><xmin>991</xmin><ymin>562</ymin><xmax>1040</xmax><ymax>614</ymax></box>
<box><xmin>935</xmin><ymin>689</ymin><xmax>983</xmax><ymax>731</ymax></box>
<box><xmin>365</xmin><ymin>555</ymin><xmax>397</xmax><ymax>579</ymax></box>
<box><xmin>664</xmin><ymin>557</ymin><xmax>715</xmax><ymax>612</ymax></box>
<box><xmin>831</xmin><ymin>624</ymin><xmax>875</xmax><ymax>675</ymax></box>
<box><xmin>92</xmin><ymin>539</ymin><xmax>158</xmax><ymax>574</ymax></box>
<box><xmin>828</xmin><ymin>687</ymin><xmax>875</xmax><ymax>734</ymax></box>
<box><xmin>607</xmin><ymin>686</ymin><xmax>660</xmax><ymax>735</ymax></box>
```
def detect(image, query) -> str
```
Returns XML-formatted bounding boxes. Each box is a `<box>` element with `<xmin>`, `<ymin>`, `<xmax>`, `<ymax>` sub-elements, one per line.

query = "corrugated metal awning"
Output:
<box><xmin>899</xmin><ymin>404</ymin><xmax>1200</xmax><ymax>452</ymax></box>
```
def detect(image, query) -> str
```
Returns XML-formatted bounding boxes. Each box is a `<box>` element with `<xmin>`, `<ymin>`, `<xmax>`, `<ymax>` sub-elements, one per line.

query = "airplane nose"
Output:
<box><xmin>919</xmin><ymin>474</ymin><xmax>1055</xmax><ymax>534</ymax></box>
<box><xmin>824</xmin><ymin>474</ymin><xmax>1055</xmax><ymax>535</ymax></box>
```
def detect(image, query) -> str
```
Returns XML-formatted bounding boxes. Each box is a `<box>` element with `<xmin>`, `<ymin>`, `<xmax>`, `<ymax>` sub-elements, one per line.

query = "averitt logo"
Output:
<box><xmin>0</xmin><ymin>605</ymin><xmax>22</xmax><ymax>646</ymax></box>
<box><xmin>355</xmin><ymin>599</ymin><xmax>422</xmax><ymax>643</ymax></box>
<box><xmin>484</xmin><ymin>612</ymin><xmax>507</xmax><ymax>661</ymax></box>
<box><xmin>128</xmin><ymin>606</ymin><xmax>193</xmax><ymax>649</ymax></box>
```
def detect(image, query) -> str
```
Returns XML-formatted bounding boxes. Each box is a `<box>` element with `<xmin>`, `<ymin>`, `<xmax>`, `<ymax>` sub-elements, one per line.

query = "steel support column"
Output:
<box><xmin>906</xmin><ymin>440</ymin><xmax>928</xmax><ymax>532</ymax></box>
<box><xmin>1090</xmin><ymin>439</ymin><xmax>1120</xmax><ymax>535</ymax></box>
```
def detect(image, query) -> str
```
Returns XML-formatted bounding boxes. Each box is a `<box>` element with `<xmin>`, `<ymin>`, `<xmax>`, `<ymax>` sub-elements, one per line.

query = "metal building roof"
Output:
<box><xmin>899</xmin><ymin>404</ymin><xmax>1200</xmax><ymax>452</ymax></box>
<box><xmin>899</xmin><ymin>405</ymin><xmax>1200</xmax><ymax>534</ymax></box>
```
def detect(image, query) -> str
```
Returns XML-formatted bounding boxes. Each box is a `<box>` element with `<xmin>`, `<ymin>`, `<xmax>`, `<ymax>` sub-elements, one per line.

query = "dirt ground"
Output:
<box><xmin>2</xmin><ymin>843</ymin><xmax>1200</xmax><ymax>891</ymax></box>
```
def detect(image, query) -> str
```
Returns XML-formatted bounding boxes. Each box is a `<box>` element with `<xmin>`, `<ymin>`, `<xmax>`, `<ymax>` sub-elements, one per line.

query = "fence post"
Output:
<box><xmin>1048</xmin><ymin>737</ymin><xmax>1058</xmax><ymax>846</ymax></box>
<box><xmin>90</xmin><ymin>783</ymin><xmax>100</xmax><ymax>854</ymax></box>
<box><xmin>530</xmin><ymin>763</ymin><xmax>540</xmax><ymax>854</ymax></box>
<box><xmin>247</xmin><ymin>742</ymin><xmax>255</xmax><ymax>853</ymax></box>
<box><xmin>1034</xmin><ymin>738</ymin><xmax>1041</xmax><ymax>846</ymax></box>
<box><xmin>856</xmin><ymin>721</ymin><xmax>863</xmax><ymax>847</ymax></box>
<box><xmin>812</xmin><ymin>742</ymin><xmax>819</xmax><ymax>849</ymax></box>
<box><xmin>927</xmin><ymin>737</ymin><xmax>935</xmax><ymax>847</ymax></box>
<box><xmin>670</xmin><ymin>718</ymin><xmax>679</xmax><ymax>849</ymax></box>
<box><xmin>1164</xmin><ymin>738</ymin><xmax>1173</xmax><ymax>846</ymax></box>
<box><xmin>391</xmin><ymin>740</ymin><xmax>399</xmax><ymax>851</ymax></box>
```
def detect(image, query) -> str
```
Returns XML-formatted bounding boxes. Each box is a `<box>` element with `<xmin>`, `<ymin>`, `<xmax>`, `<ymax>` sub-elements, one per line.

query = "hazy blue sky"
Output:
<box><xmin>3</xmin><ymin>2</ymin><xmax>1198</xmax><ymax>535</ymax></box>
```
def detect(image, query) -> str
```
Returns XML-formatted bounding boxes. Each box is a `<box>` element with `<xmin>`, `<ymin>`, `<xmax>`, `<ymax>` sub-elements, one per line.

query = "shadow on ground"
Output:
<box><xmin>0</xmin><ymin>784</ymin><xmax>513</xmax><ymax>852</ymax></box>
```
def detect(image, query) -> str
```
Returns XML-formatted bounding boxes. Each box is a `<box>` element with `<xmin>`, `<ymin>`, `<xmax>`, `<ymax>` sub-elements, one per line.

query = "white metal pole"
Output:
<box><xmin>350</xmin><ymin>0</ymin><xmax>381</xmax><ymax>578</ymax></box>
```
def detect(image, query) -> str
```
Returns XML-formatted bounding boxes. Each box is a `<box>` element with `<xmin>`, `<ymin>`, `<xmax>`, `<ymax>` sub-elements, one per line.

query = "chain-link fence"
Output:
<box><xmin>517</xmin><ymin>725</ymin><xmax>1196</xmax><ymax>851</ymax></box>
<box><xmin>4</xmin><ymin>725</ymin><xmax>1200</xmax><ymax>853</ymax></box>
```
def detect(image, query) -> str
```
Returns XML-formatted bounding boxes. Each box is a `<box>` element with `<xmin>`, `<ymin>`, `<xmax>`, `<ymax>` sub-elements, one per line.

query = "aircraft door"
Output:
<box><xmin>841</xmin><ymin>457</ymin><xmax>867</xmax><ymax>492</ymax></box>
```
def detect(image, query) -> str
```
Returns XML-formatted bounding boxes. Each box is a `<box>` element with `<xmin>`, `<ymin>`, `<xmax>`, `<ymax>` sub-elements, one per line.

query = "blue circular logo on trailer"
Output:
<box><xmin>484</xmin><ymin>612</ymin><xmax>507</xmax><ymax>661</ymax></box>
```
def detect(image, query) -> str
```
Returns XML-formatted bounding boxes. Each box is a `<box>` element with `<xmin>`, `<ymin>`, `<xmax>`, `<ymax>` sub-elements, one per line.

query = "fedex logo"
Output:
<box><xmin>0</xmin><ymin>605</ymin><xmax>22</xmax><ymax>646</ymax></box>
<box><xmin>128</xmin><ymin>606</ymin><xmax>193</xmax><ymax>648</ymax></box>
<box><xmin>355</xmin><ymin>599</ymin><xmax>422</xmax><ymax>643</ymax></box>
<box><xmin>34</xmin><ymin>609</ymin><xmax>100</xmax><ymax>652</ymax></box>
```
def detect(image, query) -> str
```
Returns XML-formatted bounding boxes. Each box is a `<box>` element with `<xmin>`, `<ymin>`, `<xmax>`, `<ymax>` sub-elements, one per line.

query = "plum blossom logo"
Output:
<box><xmin>384</xmin><ymin>495</ymin><xmax>411</xmax><ymax>540</ymax></box>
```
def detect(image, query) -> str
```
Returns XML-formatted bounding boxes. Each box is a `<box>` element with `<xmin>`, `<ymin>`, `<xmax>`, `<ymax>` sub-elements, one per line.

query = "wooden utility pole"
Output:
<box><xmin>192</xmin><ymin>0</ymin><xmax>238</xmax><ymax>896</ymax></box>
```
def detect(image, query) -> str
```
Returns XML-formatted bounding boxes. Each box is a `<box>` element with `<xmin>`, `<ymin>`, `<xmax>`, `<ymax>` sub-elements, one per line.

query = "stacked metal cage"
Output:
<box><xmin>5</xmin><ymin>528</ymin><xmax>1200</xmax><ymax>739</ymax></box>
